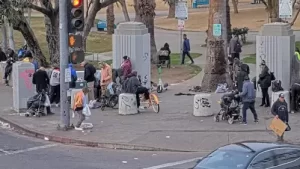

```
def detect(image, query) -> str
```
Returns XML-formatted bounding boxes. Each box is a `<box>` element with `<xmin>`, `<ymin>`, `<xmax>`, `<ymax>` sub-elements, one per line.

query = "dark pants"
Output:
<box><xmin>242</xmin><ymin>101</ymin><xmax>258</xmax><ymax>123</ymax></box>
<box><xmin>136</xmin><ymin>87</ymin><xmax>150</xmax><ymax>108</ymax></box>
<box><xmin>291</xmin><ymin>84</ymin><xmax>300</xmax><ymax>111</ymax></box>
<box><xmin>231</xmin><ymin>53</ymin><xmax>240</xmax><ymax>60</ymax></box>
<box><xmin>181</xmin><ymin>51</ymin><xmax>194</xmax><ymax>64</ymax></box>
<box><xmin>74</xmin><ymin>107</ymin><xmax>85</xmax><ymax>128</ymax></box>
<box><xmin>94</xmin><ymin>86</ymin><xmax>102</xmax><ymax>100</ymax></box>
<box><xmin>261</xmin><ymin>87</ymin><xmax>270</xmax><ymax>106</ymax></box>
<box><xmin>49</xmin><ymin>85</ymin><xmax>60</xmax><ymax>104</ymax></box>
<box><xmin>277</xmin><ymin>133</ymin><xmax>284</xmax><ymax>142</ymax></box>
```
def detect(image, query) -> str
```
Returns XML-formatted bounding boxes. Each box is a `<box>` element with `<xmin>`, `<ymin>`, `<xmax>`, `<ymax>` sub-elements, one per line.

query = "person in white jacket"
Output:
<box><xmin>49</xmin><ymin>66</ymin><xmax>60</xmax><ymax>107</ymax></box>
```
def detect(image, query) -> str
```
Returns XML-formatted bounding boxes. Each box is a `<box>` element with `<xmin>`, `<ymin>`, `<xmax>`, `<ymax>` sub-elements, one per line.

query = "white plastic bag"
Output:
<box><xmin>44</xmin><ymin>95</ymin><xmax>51</xmax><ymax>107</ymax></box>
<box><xmin>83</xmin><ymin>105</ymin><xmax>91</xmax><ymax>117</ymax></box>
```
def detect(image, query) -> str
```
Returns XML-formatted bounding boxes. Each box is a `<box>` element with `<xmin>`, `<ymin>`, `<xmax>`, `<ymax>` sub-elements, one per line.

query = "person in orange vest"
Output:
<box><xmin>73</xmin><ymin>87</ymin><xmax>89</xmax><ymax>131</ymax></box>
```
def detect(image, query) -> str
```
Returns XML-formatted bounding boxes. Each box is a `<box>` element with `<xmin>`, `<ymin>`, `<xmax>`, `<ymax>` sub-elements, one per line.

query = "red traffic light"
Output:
<box><xmin>72</xmin><ymin>0</ymin><xmax>82</xmax><ymax>8</ymax></box>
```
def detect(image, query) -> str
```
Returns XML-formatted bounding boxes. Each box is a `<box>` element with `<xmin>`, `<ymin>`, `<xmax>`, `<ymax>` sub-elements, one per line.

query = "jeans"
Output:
<box><xmin>181</xmin><ymin>51</ymin><xmax>194</xmax><ymax>64</ymax></box>
<box><xmin>261</xmin><ymin>87</ymin><xmax>270</xmax><ymax>106</ymax></box>
<box><xmin>231</xmin><ymin>53</ymin><xmax>240</xmax><ymax>60</ymax></box>
<box><xmin>75</xmin><ymin>107</ymin><xmax>85</xmax><ymax>128</ymax></box>
<box><xmin>49</xmin><ymin>85</ymin><xmax>60</xmax><ymax>104</ymax></box>
<box><xmin>136</xmin><ymin>87</ymin><xmax>150</xmax><ymax>108</ymax></box>
<box><xmin>242</xmin><ymin>101</ymin><xmax>258</xmax><ymax>123</ymax></box>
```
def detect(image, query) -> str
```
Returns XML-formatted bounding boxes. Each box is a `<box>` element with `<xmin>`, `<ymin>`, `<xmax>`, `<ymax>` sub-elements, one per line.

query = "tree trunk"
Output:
<box><xmin>1</xmin><ymin>21</ymin><xmax>8</xmax><ymax>52</ymax></box>
<box><xmin>138</xmin><ymin>0</ymin><xmax>157</xmax><ymax>63</ymax></box>
<box><xmin>201</xmin><ymin>0</ymin><xmax>233</xmax><ymax>92</ymax></box>
<box><xmin>134</xmin><ymin>0</ymin><xmax>142</xmax><ymax>22</ymax></box>
<box><xmin>227</xmin><ymin>0</ymin><xmax>232</xmax><ymax>43</ymax></box>
<box><xmin>231</xmin><ymin>0</ymin><xmax>238</xmax><ymax>13</ymax></box>
<box><xmin>24</xmin><ymin>7</ymin><xmax>32</xmax><ymax>45</ymax></box>
<box><xmin>268</xmin><ymin>0</ymin><xmax>281</xmax><ymax>22</ymax></box>
<box><xmin>107</xmin><ymin>4</ymin><xmax>115</xmax><ymax>34</ymax></box>
<box><xmin>119</xmin><ymin>0</ymin><xmax>130</xmax><ymax>21</ymax></box>
<box><xmin>44</xmin><ymin>14</ymin><xmax>60</xmax><ymax>65</ymax></box>
<box><xmin>11</xmin><ymin>15</ymin><xmax>47</xmax><ymax>66</ymax></box>
<box><xmin>168</xmin><ymin>1</ymin><xmax>176</xmax><ymax>18</ymax></box>
<box><xmin>7</xmin><ymin>22</ymin><xmax>15</xmax><ymax>51</ymax></box>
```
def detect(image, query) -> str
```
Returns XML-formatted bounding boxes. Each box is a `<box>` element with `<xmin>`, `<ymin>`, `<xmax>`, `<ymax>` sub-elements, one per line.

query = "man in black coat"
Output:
<box><xmin>271</xmin><ymin>93</ymin><xmax>289</xmax><ymax>142</ymax></box>
<box><xmin>236</xmin><ymin>63</ymin><xmax>250</xmax><ymax>92</ymax></box>
<box><xmin>32</xmin><ymin>67</ymin><xmax>50</xmax><ymax>93</ymax></box>
<box><xmin>80</xmin><ymin>61</ymin><xmax>96</xmax><ymax>102</ymax></box>
<box><xmin>258</xmin><ymin>60</ymin><xmax>271</xmax><ymax>107</ymax></box>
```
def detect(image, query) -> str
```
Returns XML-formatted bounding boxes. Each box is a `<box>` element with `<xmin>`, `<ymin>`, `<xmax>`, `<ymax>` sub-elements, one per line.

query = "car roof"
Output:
<box><xmin>218</xmin><ymin>141</ymin><xmax>300</xmax><ymax>154</ymax></box>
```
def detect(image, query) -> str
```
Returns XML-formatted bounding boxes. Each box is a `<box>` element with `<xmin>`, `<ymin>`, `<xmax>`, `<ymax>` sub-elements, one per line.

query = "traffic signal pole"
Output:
<box><xmin>59</xmin><ymin>0</ymin><xmax>70</xmax><ymax>129</ymax></box>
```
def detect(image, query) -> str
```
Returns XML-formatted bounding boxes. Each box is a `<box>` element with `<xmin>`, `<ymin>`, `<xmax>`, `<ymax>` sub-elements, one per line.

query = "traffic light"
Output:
<box><xmin>68</xmin><ymin>34</ymin><xmax>82</xmax><ymax>48</ymax></box>
<box><xmin>70</xmin><ymin>51</ymin><xmax>85</xmax><ymax>64</ymax></box>
<box><xmin>70</xmin><ymin>0</ymin><xmax>84</xmax><ymax>32</ymax></box>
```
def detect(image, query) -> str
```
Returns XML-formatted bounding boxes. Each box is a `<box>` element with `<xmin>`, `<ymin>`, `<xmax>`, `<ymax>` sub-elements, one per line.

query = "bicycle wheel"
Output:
<box><xmin>150</xmin><ymin>93</ymin><xmax>160</xmax><ymax>113</ymax></box>
<box><xmin>109</xmin><ymin>95</ymin><xmax>118</xmax><ymax>108</ymax></box>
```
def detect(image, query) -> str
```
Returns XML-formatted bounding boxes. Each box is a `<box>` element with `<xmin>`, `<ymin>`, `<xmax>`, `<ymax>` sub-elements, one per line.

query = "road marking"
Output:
<box><xmin>0</xmin><ymin>144</ymin><xmax>57</xmax><ymax>156</ymax></box>
<box><xmin>143</xmin><ymin>157</ymin><xmax>202</xmax><ymax>169</ymax></box>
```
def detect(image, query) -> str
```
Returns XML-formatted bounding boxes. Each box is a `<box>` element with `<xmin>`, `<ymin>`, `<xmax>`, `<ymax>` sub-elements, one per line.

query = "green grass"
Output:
<box><xmin>170</xmin><ymin>53</ymin><xmax>201</xmax><ymax>65</ymax></box>
<box><xmin>296</xmin><ymin>41</ymin><xmax>300</xmax><ymax>49</ymax></box>
<box><xmin>242</xmin><ymin>53</ymin><xmax>256</xmax><ymax>64</ymax></box>
<box><xmin>0</xmin><ymin>17</ymin><xmax>112</xmax><ymax>61</ymax></box>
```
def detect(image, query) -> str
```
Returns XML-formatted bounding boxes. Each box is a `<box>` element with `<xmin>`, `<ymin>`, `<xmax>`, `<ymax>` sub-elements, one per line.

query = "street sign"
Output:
<box><xmin>65</xmin><ymin>67</ymin><xmax>72</xmax><ymax>83</ymax></box>
<box><xmin>279</xmin><ymin>0</ymin><xmax>293</xmax><ymax>19</ymax></box>
<box><xmin>178</xmin><ymin>19</ymin><xmax>185</xmax><ymax>30</ymax></box>
<box><xmin>213</xmin><ymin>24</ymin><xmax>222</xmax><ymax>37</ymax></box>
<box><xmin>175</xmin><ymin>0</ymin><xmax>188</xmax><ymax>20</ymax></box>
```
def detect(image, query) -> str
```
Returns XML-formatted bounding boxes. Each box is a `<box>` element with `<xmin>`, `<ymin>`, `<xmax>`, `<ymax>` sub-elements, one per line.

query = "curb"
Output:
<box><xmin>0</xmin><ymin>116</ymin><xmax>196</xmax><ymax>153</ymax></box>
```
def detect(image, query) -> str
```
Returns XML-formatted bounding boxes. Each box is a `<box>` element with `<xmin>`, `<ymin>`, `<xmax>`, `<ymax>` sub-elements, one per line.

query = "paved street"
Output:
<box><xmin>0</xmin><ymin>129</ymin><xmax>205</xmax><ymax>169</ymax></box>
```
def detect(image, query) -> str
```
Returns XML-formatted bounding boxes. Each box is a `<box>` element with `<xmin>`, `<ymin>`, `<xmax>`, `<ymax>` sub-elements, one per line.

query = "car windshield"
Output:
<box><xmin>194</xmin><ymin>150</ymin><xmax>254</xmax><ymax>169</ymax></box>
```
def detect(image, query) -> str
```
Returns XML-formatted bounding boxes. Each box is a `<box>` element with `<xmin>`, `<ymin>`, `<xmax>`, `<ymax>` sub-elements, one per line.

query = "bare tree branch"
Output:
<box><xmin>291</xmin><ymin>7</ymin><xmax>300</xmax><ymax>26</ymax></box>
<box><xmin>260</xmin><ymin>0</ymin><xmax>268</xmax><ymax>8</ymax></box>
<box><xmin>86</xmin><ymin>0</ymin><xmax>93</xmax><ymax>19</ymax></box>
<box><xmin>25</xmin><ymin>2</ymin><xmax>51</xmax><ymax>15</ymax></box>
<box><xmin>100</xmin><ymin>0</ymin><xmax>119</xmax><ymax>8</ymax></box>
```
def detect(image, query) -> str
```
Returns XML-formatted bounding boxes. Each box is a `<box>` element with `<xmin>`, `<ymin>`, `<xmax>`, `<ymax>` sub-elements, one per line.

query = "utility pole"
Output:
<box><xmin>59</xmin><ymin>0</ymin><xmax>70</xmax><ymax>130</ymax></box>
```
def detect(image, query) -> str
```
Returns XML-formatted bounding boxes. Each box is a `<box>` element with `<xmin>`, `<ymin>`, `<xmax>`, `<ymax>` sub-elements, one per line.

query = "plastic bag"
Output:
<box><xmin>44</xmin><ymin>95</ymin><xmax>51</xmax><ymax>107</ymax></box>
<box><xmin>83</xmin><ymin>105</ymin><xmax>91</xmax><ymax>116</ymax></box>
<box><xmin>215</xmin><ymin>83</ymin><xmax>228</xmax><ymax>93</ymax></box>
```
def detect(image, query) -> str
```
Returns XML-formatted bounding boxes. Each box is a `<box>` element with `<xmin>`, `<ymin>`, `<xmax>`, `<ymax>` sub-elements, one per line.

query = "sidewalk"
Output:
<box><xmin>1</xmin><ymin>69</ymin><xmax>300</xmax><ymax>152</ymax></box>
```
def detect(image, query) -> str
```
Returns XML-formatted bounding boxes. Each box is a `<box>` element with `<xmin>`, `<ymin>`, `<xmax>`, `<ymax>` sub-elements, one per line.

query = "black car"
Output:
<box><xmin>192</xmin><ymin>141</ymin><xmax>300</xmax><ymax>169</ymax></box>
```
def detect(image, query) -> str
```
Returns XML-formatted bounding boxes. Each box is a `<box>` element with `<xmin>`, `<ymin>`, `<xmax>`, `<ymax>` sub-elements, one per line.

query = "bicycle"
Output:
<box><xmin>139</xmin><ymin>91</ymin><xmax>160</xmax><ymax>113</ymax></box>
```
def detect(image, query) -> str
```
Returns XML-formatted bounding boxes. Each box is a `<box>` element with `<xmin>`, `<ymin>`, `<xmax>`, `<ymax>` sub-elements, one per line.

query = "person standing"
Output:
<box><xmin>236</xmin><ymin>63</ymin><xmax>249</xmax><ymax>92</ymax></box>
<box><xmin>23</xmin><ymin>51</ymin><xmax>39</xmax><ymax>71</ymax></box>
<box><xmin>271</xmin><ymin>93</ymin><xmax>289</xmax><ymax>142</ymax></box>
<box><xmin>258</xmin><ymin>60</ymin><xmax>271</xmax><ymax>107</ymax></box>
<box><xmin>181</xmin><ymin>34</ymin><xmax>194</xmax><ymax>65</ymax></box>
<box><xmin>73</xmin><ymin>87</ymin><xmax>89</xmax><ymax>131</ymax></box>
<box><xmin>99</xmin><ymin>61</ymin><xmax>112</xmax><ymax>97</ymax></box>
<box><xmin>229</xmin><ymin>35</ymin><xmax>242</xmax><ymax>60</ymax></box>
<box><xmin>49</xmin><ymin>65</ymin><xmax>60</xmax><ymax>107</ymax></box>
<box><xmin>238</xmin><ymin>76</ymin><xmax>258</xmax><ymax>125</ymax></box>
<box><xmin>80</xmin><ymin>61</ymin><xmax>96</xmax><ymax>101</ymax></box>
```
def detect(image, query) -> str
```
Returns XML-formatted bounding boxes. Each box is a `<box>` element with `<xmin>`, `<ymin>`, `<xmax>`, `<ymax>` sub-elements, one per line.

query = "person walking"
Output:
<box><xmin>258</xmin><ymin>60</ymin><xmax>271</xmax><ymax>107</ymax></box>
<box><xmin>49</xmin><ymin>65</ymin><xmax>60</xmax><ymax>107</ymax></box>
<box><xmin>181</xmin><ymin>34</ymin><xmax>194</xmax><ymax>65</ymax></box>
<box><xmin>99</xmin><ymin>61</ymin><xmax>112</xmax><ymax>97</ymax></box>
<box><xmin>271</xmin><ymin>93</ymin><xmax>289</xmax><ymax>142</ymax></box>
<box><xmin>80</xmin><ymin>61</ymin><xmax>96</xmax><ymax>102</ymax></box>
<box><xmin>229</xmin><ymin>35</ymin><xmax>242</xmax><ymax>60</ymax></box>
<box><xmin>238</xmin><ymin>76</ymin><xmax>258</xmax><ymax>125</ymax></box>
<box><xmin>73</xmin><ymin>87</ymin><xmax>89</xmax><ymax>131</ymax></box>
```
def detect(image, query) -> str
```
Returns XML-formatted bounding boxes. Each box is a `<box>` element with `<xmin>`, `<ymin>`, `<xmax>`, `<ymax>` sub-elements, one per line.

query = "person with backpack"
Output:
<box><xmin>49</xmin><ymin>65</ymin><xmax>60</xmax><ymax>107</ymax></box>
<box><xmin>229</xmin><ymin>35</ymin><xmax>242</xmax><ymax>60</ymax></box>
<box><xmin>80</xmin><ymin>61</ymin><xmax>96</xmax><ymax>102</ymax></box>
<box><xmin>258</xmin><ymin>60</ymin><xmax>271</xmax><ymax>107</ymax></box>
<box><xmin>73</xmin><ymin>87</ymin><xmax>89</xmax><ymax>131</ymax></box>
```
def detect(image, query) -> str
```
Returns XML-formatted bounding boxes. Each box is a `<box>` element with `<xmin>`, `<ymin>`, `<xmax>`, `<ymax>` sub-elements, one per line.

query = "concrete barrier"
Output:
<box><xmin>119</xmin><ymin>93</ymin><xmax>138</xmax><ymax>115</ymax></box>
<box><xmin>193</xmin><ymin>93</ymin><xmax>213</xmax><ymax>117</ymax></box>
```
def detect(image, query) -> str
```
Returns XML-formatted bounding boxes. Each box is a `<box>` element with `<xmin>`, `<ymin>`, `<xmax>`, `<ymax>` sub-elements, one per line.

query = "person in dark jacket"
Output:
<box><xmin>0</xmin><ymin>47</ymin><xmax>7</xmax><ymax>62</ymax></box>
<box><xmin>236</xmin><ymin>63</ymin><xmax>249</xmax><ymax>92</ymax></box>
<box><xmin>290</xmin><ymin>79</ymin><xmax>300</xmax><ymax>113</ymax></box>
<box><xmin>271</xmin><ymin>93</ymin><xmax>289</xmax><ymax>142</ymax></box>
<box><xmin>181</xmin><ymin>34</ymin><xmax>194</xmax><ymax>65</ymax></box>
<box><xmin>258</xmin><ymin>60</ymin><xmax>271</xmax><ymax>107</ymax></box>
<box><xmin>238</xmin><ymin>76</ymin><xmax>258</xmax><ymax>125</ymax></box>
<box><xmin>32</xmin><ymin>67</ymin><xmax>50</xmax><ymax>93</ymax></box>
<box><xmin>80</xmin><ymin>61</ymin><xmax>96</xmax><ymax>101</ymax></box>
<box><xmin>159</xmin><ymin>43</ymin><xmax>171</xmax><ymax>68</ymax></box>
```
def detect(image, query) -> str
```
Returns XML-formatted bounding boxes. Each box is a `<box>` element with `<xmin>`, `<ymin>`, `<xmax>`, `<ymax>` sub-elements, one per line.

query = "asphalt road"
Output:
<box><xmin>0</xmin><ymin>129</ymin><xmax>206</xmax><ymax>169</ymax></box>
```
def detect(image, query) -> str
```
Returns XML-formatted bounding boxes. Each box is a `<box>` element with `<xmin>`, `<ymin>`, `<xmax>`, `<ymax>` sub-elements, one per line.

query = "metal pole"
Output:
<box><xmin>59</xmin><ymin>0</ymin><xmax>70</xmax><ymax>128</ymax></box>
<box><xmin>180</xmin><ymin>27</ymin><xmax>183</xmax><ymax>63</ymax></box>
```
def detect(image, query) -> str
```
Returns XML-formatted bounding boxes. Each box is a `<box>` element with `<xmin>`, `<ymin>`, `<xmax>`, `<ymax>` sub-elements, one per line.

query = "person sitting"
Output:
<box><xmin>122</xmin><ymin>71</ymin><xmax>150</xmax><ymax>111</ymax></box>
<box><xmin>158</xmin><ymin>43</ymin><xmax>171</xmax><ymax>68</ymax></box>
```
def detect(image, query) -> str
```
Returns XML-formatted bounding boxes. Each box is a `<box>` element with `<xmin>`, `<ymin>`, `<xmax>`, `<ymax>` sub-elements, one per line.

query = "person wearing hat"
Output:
<box><xmin>238</xmin><ymin>75</ymin><xmax>258</xmax><ymax>125</ymax></box>
<box><xmin>258</xmin><ymin>60</ymin><xmax>271</xmax><ymax>107</ymax></box>
<box><xmin>271</xmin><ymin>93</ymin><xmax>289</xmax><ymax>142</ymax></box>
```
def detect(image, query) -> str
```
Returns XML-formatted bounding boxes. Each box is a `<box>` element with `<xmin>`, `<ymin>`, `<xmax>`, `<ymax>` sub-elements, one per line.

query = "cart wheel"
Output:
<box><xmin>228</xmin><ymin>117</ymin><xmax>234</xmax><ymax>124</ymax></box>
<box><xmin>109</xmin><ymin>95</ymin><xmax>118</xmax><ymax>108</ymax></box>
<box><xmin>101</xmin><ymin>105</ymin><xmax>105</xmax><ymax>111</ymax></box>
<box><xmin>213</xmin><ymin>115</ymin><xmax>220</xmax><ymax>122</ymax></box>
<box><xmin>157</xmin><ymin>85</ymin><xmax>163</xmax><ymax>93</ymax></box>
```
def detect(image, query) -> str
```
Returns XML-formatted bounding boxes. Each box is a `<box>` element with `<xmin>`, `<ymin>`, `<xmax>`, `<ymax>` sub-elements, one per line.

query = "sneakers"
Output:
<box><xmin>254</xmin><ymin>119</ymin><xmax>259</xmax><ymax>123</ymax></box>
<box><xmin>75</xmin><ymin>127</ymin><xmax>83</xmax><ymax>131</ymax></box>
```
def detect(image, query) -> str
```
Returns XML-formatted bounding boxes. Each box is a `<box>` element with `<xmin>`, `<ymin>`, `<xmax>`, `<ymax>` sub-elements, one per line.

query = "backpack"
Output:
<box><xmin>272</xmin><ymin>80</ymin><xmax>284</xmax><ymax>92</ymax></box>
<box><xmin>73</xmin><ymin>91</ymin><xmax>84</xmax><ymax>110</ymax></box>
<box><xmin>234</xmin><ymin>41</ymin><xmax>242</xmax><ymax>53</ymax></box>
<box><xmin>159</xmin><ymin>50</ymin><xmax>169</xmax><ymax>57</ymax></box>
<box><xmin>270</xmin><ymin>72</ymin><xmax>276</xmax><ymax>81</ymax></box>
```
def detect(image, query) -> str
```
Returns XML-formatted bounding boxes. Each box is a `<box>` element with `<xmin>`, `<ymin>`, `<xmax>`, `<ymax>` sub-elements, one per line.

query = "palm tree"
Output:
<box><xmin>138</xmin><ymin>0</ymin><xmax>157</xmax><ymax>63</ymax></box>
<box><xmin>201</xmin><ymin>0</ymin><xmax>233</xmax><ymax>92</ymax></box>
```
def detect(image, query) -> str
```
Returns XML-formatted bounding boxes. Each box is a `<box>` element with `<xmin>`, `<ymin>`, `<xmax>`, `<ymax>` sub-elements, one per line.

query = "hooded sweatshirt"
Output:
<box><xmin>236</xmin><ymin>64</ymin><xmax>249</xmax><ymax>92</ymax></box>
<box><xmin>122</xmin><ymin>71</ymin><xmax>140</xmax><ymax>94</ymax></box>
<box><xmin>50</xmin><ymin>68</ymin><xmax>60</xmax><ymax>86</ymax></box>
<box><xmin>271</xmin><ymin>99</ymin><xmax>289</xmax><ymax>122</ymax></box>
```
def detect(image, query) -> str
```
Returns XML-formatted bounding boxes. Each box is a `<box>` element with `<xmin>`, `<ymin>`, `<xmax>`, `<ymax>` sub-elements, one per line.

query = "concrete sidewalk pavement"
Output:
<box><xmin>1</xmin><ymin>78</ymin><xmax>300</xmax><ymax>152</ymax></box>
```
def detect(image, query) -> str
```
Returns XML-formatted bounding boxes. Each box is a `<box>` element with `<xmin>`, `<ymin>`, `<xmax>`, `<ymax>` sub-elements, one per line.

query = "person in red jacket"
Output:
<box><xmin>121</xmin><ymin>56</ymin><xmax>132</xmax><ymax>79</ymax></box>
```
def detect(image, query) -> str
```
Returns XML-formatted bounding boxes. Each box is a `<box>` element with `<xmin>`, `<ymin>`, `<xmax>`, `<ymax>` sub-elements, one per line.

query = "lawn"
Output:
<box><xmin>0</xmin><ymin>17</ymin><xmax>112</xmax><ymax>61</ymax></box>
<box><xmin>170</xmin><ymin>53</ymin><xmax>201</xmax><ymax>65</ymax></box>
<box><xmin>242</xmin><ymin>53</ymin><xmax>256</xmax><ymax>64</ymax></box>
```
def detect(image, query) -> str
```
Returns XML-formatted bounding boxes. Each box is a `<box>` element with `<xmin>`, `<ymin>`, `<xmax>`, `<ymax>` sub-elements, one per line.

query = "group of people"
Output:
<box><xmin>230</xmin><ymin>36</ymin><xmax>289</xmax><ymax>141</ymax></box>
